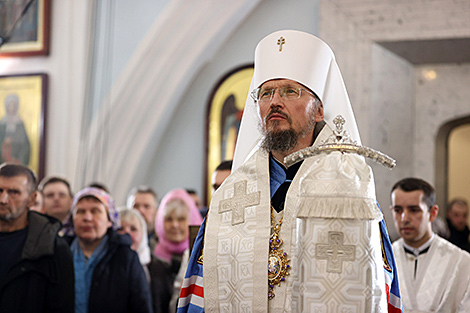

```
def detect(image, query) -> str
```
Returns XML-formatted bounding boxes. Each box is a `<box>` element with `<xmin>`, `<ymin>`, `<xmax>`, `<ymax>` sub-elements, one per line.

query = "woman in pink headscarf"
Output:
<box><xmin>148</xmin><ymin>189</ymin><xmax>203</xmax><ymax>313</ymax></box>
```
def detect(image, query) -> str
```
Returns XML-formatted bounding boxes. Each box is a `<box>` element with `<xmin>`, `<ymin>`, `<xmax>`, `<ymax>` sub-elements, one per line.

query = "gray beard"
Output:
<box><xmin>0</xmin><ymin>210</ymin><xmax>20</xmax><ymax>222</ymax></box>
<box><xmin>260</xmin><ymin>116</ymin><xmax>316</xmax><ymax>153</ymax></box>
<box><xmin>260</xmin><ymin>128</ymin><xmax>298</xmax><ymax>153</ymax></box>
<box><xmin>259</xmin><ymin>104</ymin><xmax>318</xmax><ymax>154</ymax></box>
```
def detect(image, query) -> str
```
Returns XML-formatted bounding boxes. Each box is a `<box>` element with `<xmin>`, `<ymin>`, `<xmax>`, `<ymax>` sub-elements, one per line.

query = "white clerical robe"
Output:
<box><xmin>392</xmin><ymin>235</ymin><xmax>470</xmax><ymax>313</ymax></box>
<box><xmin>204</xmin><ymin>125</ymin><xmax>389</xmax><ymax>312</ymax></box>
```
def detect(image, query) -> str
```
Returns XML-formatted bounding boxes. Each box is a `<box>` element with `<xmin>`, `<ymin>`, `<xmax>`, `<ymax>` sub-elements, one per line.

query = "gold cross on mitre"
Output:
<box><xmin>277</xmin><ymin>36</ymin><xmax>285</xmax><ymax>51</ymax></box>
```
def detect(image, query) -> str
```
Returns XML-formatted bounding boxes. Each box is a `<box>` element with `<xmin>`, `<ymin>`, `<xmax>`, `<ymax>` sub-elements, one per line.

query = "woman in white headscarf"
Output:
<box><xmin>119</xmin><ymin>209</ymin><xmax>152</xmax><ymax>281</ymax></box>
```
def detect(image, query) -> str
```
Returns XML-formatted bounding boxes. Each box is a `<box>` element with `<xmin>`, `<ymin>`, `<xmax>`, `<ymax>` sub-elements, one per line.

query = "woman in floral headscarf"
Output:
<box><xmin>149</xmin><ymin>188</ymin><xmax>203</xmax><ymax>313</ymax></box>
<box><xmin>68</xmin><ymin>187</ymin><xmax>152</xmax><ymax>313</ymax></box>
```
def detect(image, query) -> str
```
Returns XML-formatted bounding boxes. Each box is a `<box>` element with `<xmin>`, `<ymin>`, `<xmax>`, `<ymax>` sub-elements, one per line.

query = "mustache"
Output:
<box><xmin>265</xmin><ymin>108</ymin><xmax>292</xmax><ymax>124</ymax></box>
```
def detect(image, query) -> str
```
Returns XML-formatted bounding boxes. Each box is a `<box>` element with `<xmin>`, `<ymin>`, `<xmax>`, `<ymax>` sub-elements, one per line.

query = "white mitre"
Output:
<box><xmin>233</xmin><ymin>29</ymin><xmax>361</xmax><ymax>170</ymax></box>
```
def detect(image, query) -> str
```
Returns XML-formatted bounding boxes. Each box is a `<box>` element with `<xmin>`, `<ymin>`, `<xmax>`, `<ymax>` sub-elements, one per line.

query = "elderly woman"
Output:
<box><xmin>118</xmin><ymin>209</ymin><xmax>152</xmax><ymax>281</ymax></box>
<box><xmin>149</xmin><ymin>188</ymin><xmax>203</xmax><ymax>313</ymax></box>
<box><xmin>69</xmin><ymin>187</ymin><xmax>152</xmax><ymax>313</ymax></box>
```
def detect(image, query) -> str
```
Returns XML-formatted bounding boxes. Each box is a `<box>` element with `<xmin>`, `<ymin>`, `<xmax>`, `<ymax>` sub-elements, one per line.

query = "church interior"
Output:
<box><xmin>0</xmin><ymin>0</ymin><xmax>469</xmax><ymax>241</ymax></box>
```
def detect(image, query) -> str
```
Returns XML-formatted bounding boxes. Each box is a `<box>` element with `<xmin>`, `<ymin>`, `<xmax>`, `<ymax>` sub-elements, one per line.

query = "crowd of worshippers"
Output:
<box><xmin>0</xmin><ymin>161</ymin><xmax>232</xmax><ymax>313</ymax></box>
<box><xmin>2</xmin><ymin>158</ymin><xmax>470</xmax><ymax>313</ymax></box>
<box><xmin>2</xmin><ymin>159</ymin><xmax>470</xmax><ymax>313</ymax></box>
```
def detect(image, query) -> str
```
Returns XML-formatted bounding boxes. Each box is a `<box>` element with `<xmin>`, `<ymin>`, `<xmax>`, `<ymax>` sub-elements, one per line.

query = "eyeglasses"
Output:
<box><xmin>250</xmin><ymin>86</ymin><xmax>314</xmax><ymax>104</ymax></box>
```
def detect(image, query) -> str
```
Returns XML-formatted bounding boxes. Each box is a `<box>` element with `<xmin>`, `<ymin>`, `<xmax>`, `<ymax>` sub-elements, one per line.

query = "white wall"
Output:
<box><xmin>414</xmin><ymin>63</ymin><xmax>470</xmax><ymax>184</ymax></box>
<box><xmin>369</xmin><ymin>44</ymin><xmax>414</xmax><ymax>239</ymax></box>
<box><xmin>87</xmin><ymin>0</ymin><xmax>170</xmax><ymax>115</ymax></box>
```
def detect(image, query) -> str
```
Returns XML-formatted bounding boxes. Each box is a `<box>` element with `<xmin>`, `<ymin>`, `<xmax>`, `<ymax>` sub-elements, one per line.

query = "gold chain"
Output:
<box><xmin>271</xmin><ymin>206</ymin><xmax>283</xmax><ymax>234</ymax></box>
<box><xmin>268</xmin><ymin>206</ymin><xmax>290</xmax><ymax>300</ymax></box>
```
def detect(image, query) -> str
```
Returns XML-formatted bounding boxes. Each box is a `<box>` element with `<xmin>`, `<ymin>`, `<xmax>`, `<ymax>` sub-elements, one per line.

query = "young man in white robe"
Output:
<box><xmin>178</xmin><ymin>30</ymin><xmax>403</xmax><ymax>313</ymax></box>
<box><xmin>390</xmin><ymin>177</ymin><xmax>470</xmax><ymax>313</ymax></box>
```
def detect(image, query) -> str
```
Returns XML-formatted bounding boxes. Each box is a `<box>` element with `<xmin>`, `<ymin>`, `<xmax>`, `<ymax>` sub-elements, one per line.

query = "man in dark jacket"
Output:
<box><xmin>0</xmin><ymin>163</ymin><xmax>74</xmax><ymax>313</ymax></box>
<box><xmin>447</xmin><ymin>198</ymin><xmax>470</xmax><ymax>252</ymax></box>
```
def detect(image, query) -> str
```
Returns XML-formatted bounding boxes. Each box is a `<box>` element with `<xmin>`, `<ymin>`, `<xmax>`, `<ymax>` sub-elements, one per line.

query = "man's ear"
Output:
<box><xmin>314</xmin><ymin>103</ymin><xmax>324</xmax><ymax>122</ymax></box>
<box><xmin>429</xmin><ymin>204</ymin><xmax>439</xmax><ymax>222</ymax></box>
<box><xmin>28</xmin><ymin>191</ymin><xmax>37</xmax><ymax>209</ymax></box>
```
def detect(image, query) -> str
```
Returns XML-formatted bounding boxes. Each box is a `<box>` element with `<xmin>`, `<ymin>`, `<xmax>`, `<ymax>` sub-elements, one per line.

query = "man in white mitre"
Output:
<box><xmin>178</xmin><ymin>30</ymin><xmax>403</xmax><ymax>313</ymax></box>
<box><xmin>390</xmin><ymin>177</ymin><xmax>470</xmax><ymax>313</ymax></box>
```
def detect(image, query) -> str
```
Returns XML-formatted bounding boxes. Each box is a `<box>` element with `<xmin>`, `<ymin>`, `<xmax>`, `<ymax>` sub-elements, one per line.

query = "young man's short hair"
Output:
<box><xmin>87</xmin><ymin>182</ymin><xmax>110</xmax><ymax>193</ymax></box>
<box><xmin>128</xmin><ymin>185</ymin><xmax>159</xmax><ymax>205</ymax></box>
<box><xmin>391</xmin><ymin>177</ymin><xmax>435</xmax><ymax>210</ymax></box>
<box><xmin>447</xmin><ymin>198</ymin><xmax>469</xmax><ymax>212</ymax></box>
<box><xmin>38</xmin><ymin>176</ymin><xmax>73</xmax><ymax>197</ymax></box>
<box><xmin>215</xmin><ymin>160</ymin><xmax>232</xmax><ymax>172</ymax></box>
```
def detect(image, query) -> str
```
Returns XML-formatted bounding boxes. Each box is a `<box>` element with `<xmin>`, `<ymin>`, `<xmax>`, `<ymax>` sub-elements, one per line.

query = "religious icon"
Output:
<box><xmin>0</xmin><ymin>93</ymin><xmax>31</xmax><ymax>165</ymax></box>
<box><xmin>205</xmin><ymin>65</ymin><xmax>253</xmax><ymax>203</ymax></box>
<box><xmin>0</xmin><ymin>0</ymin><xmax>51</xmax><ymax>57</ymax></box>
<box><xmin>0</xmin><ymin>74</ymin><xmax>47</xmax><ymax>178</ymax></box>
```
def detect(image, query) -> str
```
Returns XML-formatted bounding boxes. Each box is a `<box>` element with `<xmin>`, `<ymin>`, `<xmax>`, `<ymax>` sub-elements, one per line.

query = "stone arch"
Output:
<box><xmin>435</xmin><ymin>115</ymin><xmax>470</xmax><ymax>211</ymax></box>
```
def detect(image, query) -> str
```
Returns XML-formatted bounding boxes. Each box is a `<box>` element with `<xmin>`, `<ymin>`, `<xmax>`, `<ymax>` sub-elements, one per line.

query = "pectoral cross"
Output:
<box><xmin>277</xmin><ymin>37</ymin><xmax>285</xmax><ymax>51</ymax></box>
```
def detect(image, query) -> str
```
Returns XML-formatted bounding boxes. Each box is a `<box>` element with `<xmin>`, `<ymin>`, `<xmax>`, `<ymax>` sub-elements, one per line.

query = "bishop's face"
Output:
<box><xmin>258</xmin><ymin>79</ymin><xmax>323</xmax><ymax>137</ymax></box>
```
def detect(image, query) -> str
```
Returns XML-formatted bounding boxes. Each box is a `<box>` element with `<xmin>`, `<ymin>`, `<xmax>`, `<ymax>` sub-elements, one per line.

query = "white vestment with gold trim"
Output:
<box><xmin>204</xmin><ymin>125</ymin><xmax>388</xmax><ymax>312</ymax></box>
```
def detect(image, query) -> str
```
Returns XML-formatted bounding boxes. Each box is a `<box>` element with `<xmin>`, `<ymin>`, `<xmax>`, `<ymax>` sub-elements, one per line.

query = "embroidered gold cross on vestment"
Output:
<box><xmin>316</xmin><ymin>231</ymin><xmax>356</xmax><ymax>273</ymax></box>
<box><xmin>219</xmin><ymin>181</ymin><xmax>260</xmax><ymax>225</ymax></box>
